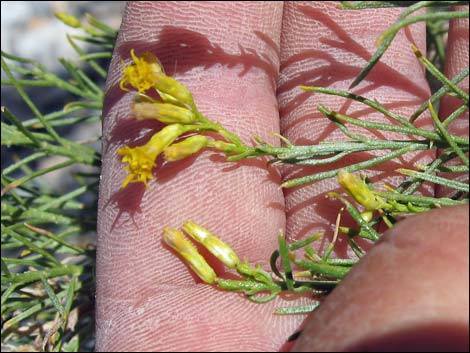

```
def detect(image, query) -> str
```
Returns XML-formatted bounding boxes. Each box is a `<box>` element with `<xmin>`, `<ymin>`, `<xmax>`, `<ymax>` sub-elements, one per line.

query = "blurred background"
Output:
<box><xmin>2</xmin><ymin>2</ymin><xmax>124</xmax><ymax>70</ymax></box>
<box><xmin>1</xmin><ymin>1</ymin><xmax>125</xmax><ymax>187</ymax></box>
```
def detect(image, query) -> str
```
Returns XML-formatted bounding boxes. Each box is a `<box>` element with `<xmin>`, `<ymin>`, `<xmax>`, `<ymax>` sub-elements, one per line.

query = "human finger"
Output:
<box><xmin>436</xmin><ymin>5</ymin><xmax>469</xmax><ymax>197</ymax></box>
<box><xmin>292</xmin><ymin>204</ymin><xmax>469</xmax><ymax>351</ymax></box>
<box><xmin>278</xmin><ymin>2</ymin><xmax>433</xmax><ymax>252</ymax></box>
<box><xmin>96</xmin><ymin>2</ymin><xmax>302</xmax><ymax>351</ymax></box>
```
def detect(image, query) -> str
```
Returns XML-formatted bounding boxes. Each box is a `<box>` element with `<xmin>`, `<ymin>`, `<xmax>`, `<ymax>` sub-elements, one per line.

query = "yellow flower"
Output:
<box><xmin>132</xmin><ymin>101</ymin><xmax>196</xmax><ymax>124</ymax></box>
<box><xmin>337</xmin><ymin>169</ymin><xmax>385</xmax><ymax>211</ymax></box>
<box><xmin>120</xmin><ymin>50</ymin><xmax>194</xmax><ymax>106</ymax></box>
<box><xmin>162</xmin><ymin>227</ymin><xmax>216</xmax><ymax>284</ymax></box>
<box><xmin>118</xmin><ymin>145</ymin><xmax>155</xmax><ymax>188</ymax></box>
<box><xmin>182</xmin><ymin>221</ymin><xmax>240</xmax><ymax>269</ymax></box>
<box><xmin>117</xmin><ymin>124</ymin><xmax>186</xmax><ymax>188</ymax></box>
<box><xmin>164</xmin><ymin>135</ymin><xmax>209</xmax><ymax>161</ymax></box>
<box><xmin>120</xmin><ymin>49</ymin><xmax>163</xmax><ymax>93</ymax></box>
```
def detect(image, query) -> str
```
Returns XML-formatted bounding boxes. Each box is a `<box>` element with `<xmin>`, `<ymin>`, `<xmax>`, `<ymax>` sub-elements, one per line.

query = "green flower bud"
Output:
<box><xmin>182</xmin><ymin>221</ymin><xmax>240</xmax><ymax>269</ymax></box>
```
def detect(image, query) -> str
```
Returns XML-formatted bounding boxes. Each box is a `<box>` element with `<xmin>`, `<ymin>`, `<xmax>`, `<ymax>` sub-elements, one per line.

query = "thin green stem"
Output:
<box><xmin>302</xmin><ymin>86</ymin><xmax>414</xmax><ymax>128</ymax></box>
<box><xmin>443</xmin><ymin>104</ymin><xmax>468</xmax><ymax>128</ymax></box>
<box><xmin>412</xmin><ymin>67</ymin><xmax>468</xmax><ymax>123</ymax></box>
<box><xmin>2</xmin><ymin>107</ymin><xmax>41</xmax><ymax>146</ymax></box>
<box><xmin>413</xmin><ymin>45</ymin><xmax>469</xmax><ymax>103</ymax></box>
<box><xmin>281</xmin><ymin>144</ymin><xmax>423</xmax><ymax>188</ymax></box>
<box><xmin>1</xmin><ymin>58</ymin><xmax>65</xmax><ymax>146</ymax></box>
<box><xmin>397</xmin><ymin>168</ymin><xmax>470</xmax><ymax>192</ymax></box>
<box><xmin>428</xmin><ymin>102</ymin><xmax>469</xmax><ymax>167</ymax></box>
<box><xmin>1</xmin><ymin>152</ymin><xmax>47</xmax><ymax>176</ymax></box>
<box><xmin>66</xmin><ymin>34</ymin><xmax>107</xmax><ymax>78</ymax></box>
<box><xmin>379</xmin><ymin>11</ymin><xmax>469</xmax><ymax>48</ymax></box>
<box><xmin>326</xmin><ymin>107</ymin><xmax>468</xmax><ymax>145</ymax></box>
<box><xmin>1</xmin><ymin>160</ymin><xmax>75</xmax><ymax>197</ymax></box>
<box><xmin>376</xmin><ymin>191</ymin><xmax>468</xmax><ymax>206</ymax></box>
<box><xmin>1</xmin><ymin>265</ymin><xmax>83</xmax><ymax>286</ymax></box>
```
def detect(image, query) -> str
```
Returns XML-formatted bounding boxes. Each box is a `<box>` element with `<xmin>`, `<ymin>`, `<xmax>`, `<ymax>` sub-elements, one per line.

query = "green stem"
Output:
<box><xmin>326</xmin><ymin>107</ymin><xmax>468</xmax><ymax>145</ymax></box>
<box><xmin>413</xmin><ymin>45</ymin><xmax>469</xmax><ymax>102</ymax></box>
<box><xmin>1</xmin><ymin>160</ymin><xmax>75</xmax><ymax>197</ymax></box>
<box><xmin>410</xmin><ymin>67</ymin><xmax>468</xmax><ymax>122</ymax></box>
<box><xmin>281</xmin><ymin>144</ymin><xmax>423</xmax><ymax>188</ymax></box>
<box><xmin>428</xmin><ymin>103</ymin><xmax>469</xmax><ymax>167</ymax></box>
<box><xmin>302</xmin><ymin>86</ymin><xmax>414</xmax><ymax>128</ymax></box>
<box><xmin>397</xmin><ymin>168</ymin><xmax>470</xmax><ymax>192</ymax></box>
<box><xmin>1</xmin><ymin>265</ymin><xmax>83</xmax><ymax>286</ymax></box>
<box><xmin>443</xmin><ymin>104</ymin><xmax>469</xmax><ymax>129</ymax></box>
<box><xmin>376</xmin><ymin>191</ymin><xmax>468</xmax><ymax>206</ymax></box>
<box><xmin>379</xmin><ymin>11</ymin><xmax>469</xmax><ymax>48</ymax></box>
<box><xmin>1</xmin><ymin>152</ymin><xmax>47</xmax><ymax>176</ymax></box>
<box><xmin>295</xmin><ymin>260</ymin><xmax>351</xmax><ymax>279</ymax></box>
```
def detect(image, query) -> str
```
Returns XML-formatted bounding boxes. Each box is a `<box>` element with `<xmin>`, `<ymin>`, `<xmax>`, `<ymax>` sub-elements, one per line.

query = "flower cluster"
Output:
<box><xmin>162</xmin><ymin>221</ymin><xmax>282</xmax><ymax>302</ymax></box>
<box><xmin>117</xmin><ymin>50</ymin><xmax>250</xmax><ymax>188</ymax></box>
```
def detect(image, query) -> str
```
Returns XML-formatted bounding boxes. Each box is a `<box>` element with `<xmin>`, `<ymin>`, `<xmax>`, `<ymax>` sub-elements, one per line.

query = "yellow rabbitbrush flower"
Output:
<box><xmin>120</xmin><ymin>49</ymin><xmax>163</xmax><ymax>93</ymax></box>
<box><xmin>182</xmin><ymin>221</ymin><xmax>240</xmax><ymax>269</ymax></box>
<box><xmin>162</xmin><ymin>227</ymin><xmax>217</xmax><ymax>284</ymax></box>
<box><xmin>120</xmin><ymin>50</ymin><xmax>194</xmax><ymax>107</ymax></box>
<box><xmin>117</xmin><ymin>124</ymin><xmax>186</xmax><ymax>188</ymax></box>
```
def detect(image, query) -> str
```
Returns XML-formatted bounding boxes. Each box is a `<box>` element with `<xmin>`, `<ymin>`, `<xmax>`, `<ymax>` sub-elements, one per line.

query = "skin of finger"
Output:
<box><xmin>436</xmin><ymin>6</ymin><xmax>469</xmax><ymax>197</ymax></box>
<box><xmin>96</xmin><ymin>2</ymin><xmax>307</xmax><ymax>351</ymax></box>
<box><xmin>278</xmin><ymin>2</ymin><xmax>433</xmax><ymax>252</ymax></box>
<box><xmin>292</xmin><ymin>204</ymin><xmax>469</xmax><ymax>351</ymax></box>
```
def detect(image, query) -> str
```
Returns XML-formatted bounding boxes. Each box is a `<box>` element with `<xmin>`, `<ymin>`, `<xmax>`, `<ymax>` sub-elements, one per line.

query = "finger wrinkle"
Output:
<box><xmin>97</xmin><ymin>284</ymin><xmax>309</xmax><ymax>351</ymax></box>
<box><xmin>97</xmin><ymin>2</ymin><xmax>299</xmax><ymax>351</ymax></box>
<box><xmin>113</xmin><ymin>2</ymin><xmax>283</xmax><ymax>89</ymax></box>
<box><xmin>278</xmin><ymin>2</ymin><xmax>433</xmax><ymax>248</ymax></box>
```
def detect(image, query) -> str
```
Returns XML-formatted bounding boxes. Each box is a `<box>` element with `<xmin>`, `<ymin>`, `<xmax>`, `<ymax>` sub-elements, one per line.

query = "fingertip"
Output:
<box><xmin>293</xmin><ymin>205</ymin><xmax>469</xmax><ymax>351</ymax></box>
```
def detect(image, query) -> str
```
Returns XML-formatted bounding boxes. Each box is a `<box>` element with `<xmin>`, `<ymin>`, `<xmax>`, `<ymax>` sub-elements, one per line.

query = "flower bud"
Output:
<box><xmin>146</xmin><ymin>124</ymin><xmax>186</xmax><ymax>155</ymax></box>
<box><xmin>337</xmin><ymin>169</ymin><xmax>385</xmax><ymax>211</ymax></box>
<box><xmin>210</xmin><ymin>141</ymin><xmax>238</xmax><ymax>153</ymax></box>
<box><xmin>182</xmin><ymin>221</ymin><xmax>240</xmax><ymax>269</ymax></box>
<box><xmin>162</xmin><ymin>227</ymin><xmax>216</xmax><ymax>284</ymax></box>
<box><xmin>154</xmin><ymin>73</ymin><xmax>194</xmax><ymax>107</ymax></box>
<box><xmin>132</xmin><ymin>102</ymin><xmax>196</xmax><ymax>124</ymax></box>
<box><xmin>163</xmin><ymin>135</ymin><xmax>209</xmax><ymax>161</ymax></box>
<box><xmin>55</xmin><ymin>12</ymin><xmax>81</xmax><ymax>28</ymax></box>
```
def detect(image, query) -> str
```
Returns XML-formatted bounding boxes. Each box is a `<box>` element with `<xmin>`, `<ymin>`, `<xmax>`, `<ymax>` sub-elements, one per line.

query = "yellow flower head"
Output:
<box><xmin>117</xmin><ymin>145</ymin><xmax>156</xmax><ymax>188</ymax></box>
<box><xmin>120</xmin><ymin>49</ymin><xmax>163</xmax><ymax>93</ymax></box>
<box><xmin>162</xmin><ymin>227</ymin><xmax>217</xmax><ymax>284</ymax></box>
<box><xmin>182</xmin><ymin>221</ymin><xmax>240</xmax><ymax>269</ymax></box>
<box><xmin>120</xmin><ymin>50</ymin><xmax>194</xmax><ymax>107</ymax></box>
<box><xmin>117</xmin><ymin>124</ymin><xmax>186</xmax><ymax>188</ymax></box>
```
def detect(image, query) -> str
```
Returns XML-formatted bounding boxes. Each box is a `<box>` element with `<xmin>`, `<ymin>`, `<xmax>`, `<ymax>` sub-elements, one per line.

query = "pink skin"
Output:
<box><xmin>96</xmin><ymin>2</ymin><xmax>469</xmax><ymax>351</ymax></box>
<box><xmin>437</xmin><ymin>6</ymin><xmax>469</xmax><ymax>197</ymax></box>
